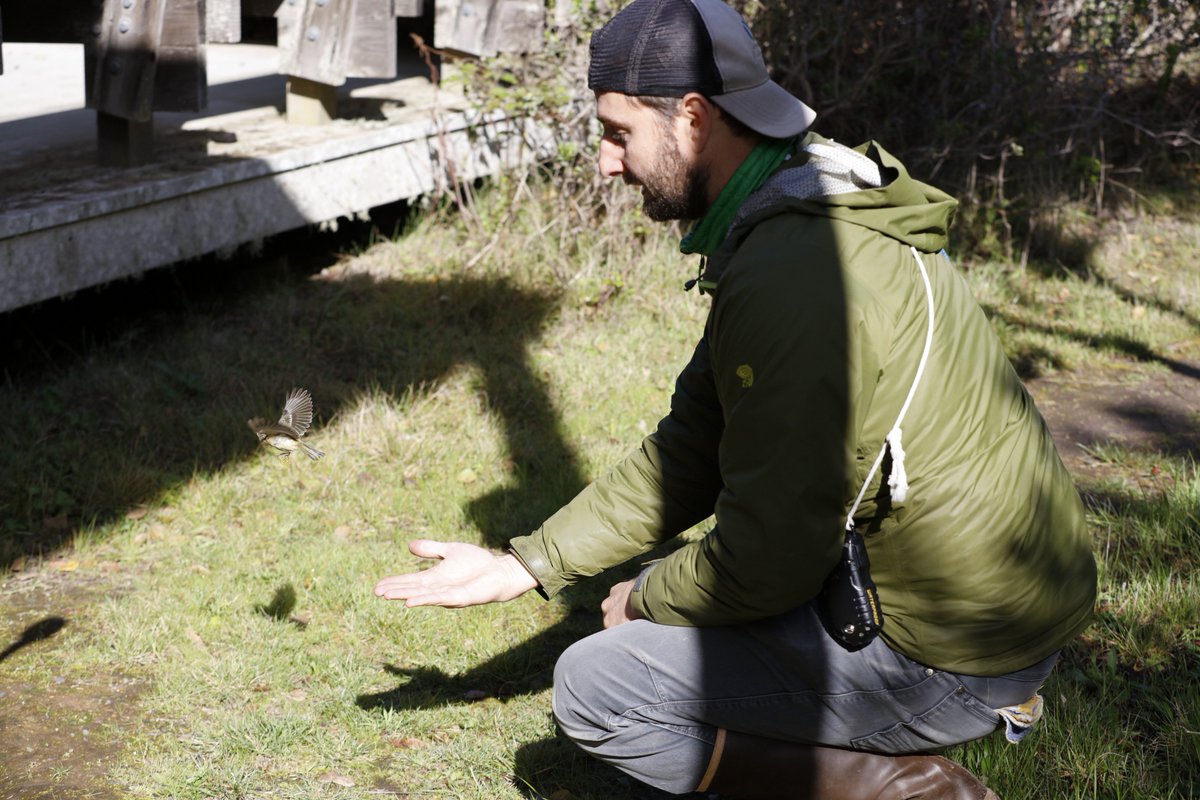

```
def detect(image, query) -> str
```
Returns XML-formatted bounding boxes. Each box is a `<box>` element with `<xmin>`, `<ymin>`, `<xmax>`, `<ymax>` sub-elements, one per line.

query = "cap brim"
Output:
<box><xmin>711</xmin><ymin>80</ymin><xmax>816</xmax><ymax>139</ymax></box>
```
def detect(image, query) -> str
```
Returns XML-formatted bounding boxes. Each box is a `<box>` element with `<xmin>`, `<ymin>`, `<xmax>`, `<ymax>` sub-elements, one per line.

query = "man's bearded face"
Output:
<box><xmin>632</xmin><ymin>126</ymin><xmax>710</xmax><ymax>222</ymax></box>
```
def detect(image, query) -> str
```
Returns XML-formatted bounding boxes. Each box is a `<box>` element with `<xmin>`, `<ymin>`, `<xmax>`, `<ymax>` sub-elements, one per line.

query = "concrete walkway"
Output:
<box><xmin>1</xmin><ymin>42</ymin><xmax>288</xmax><ymax>161</ymax></box>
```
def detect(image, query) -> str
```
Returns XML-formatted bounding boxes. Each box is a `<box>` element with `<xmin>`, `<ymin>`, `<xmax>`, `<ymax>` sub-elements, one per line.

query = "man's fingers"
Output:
<box><xmin>407</xmin><ymin>539</ymin><xmax>447</xmax><ymax>560</ymax></box>
<box><xmin>404</xmin><ymin>585</ymin><xmax>470</xmax><ymax>608</ymax></box>
<box><xmin>374</xmin><ymin>574</ymin><xmax>433</xmax><ymax>598</ymax></box>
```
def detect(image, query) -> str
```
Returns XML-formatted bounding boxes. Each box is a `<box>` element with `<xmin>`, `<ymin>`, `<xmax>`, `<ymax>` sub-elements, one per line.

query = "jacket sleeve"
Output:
<box><xmin>630</xmin><ymin>219</ymin><xmax>853</xmax><ymax>625</ymax></box>
<box><xmin>507</xmin><ymin>337</ymin><xmax>725</xmax><ymax>598</ymax></box>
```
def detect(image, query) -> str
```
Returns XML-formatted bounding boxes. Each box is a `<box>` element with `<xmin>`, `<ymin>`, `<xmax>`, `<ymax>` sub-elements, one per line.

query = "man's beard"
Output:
<box><xmin>636</xmin><ymin>138</ymin><xmax>710</xmax><ymax>222</ymax></box>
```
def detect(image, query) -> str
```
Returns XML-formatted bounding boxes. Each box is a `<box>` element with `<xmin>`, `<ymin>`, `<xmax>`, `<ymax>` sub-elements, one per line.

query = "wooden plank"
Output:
<box><xmin>434</xmin><ymin>0</ymin><xmax>542</xmax><ymax>57</ymax></box>
<box><xmin>206</xmin><ymin>0</ymin><xmax>243</xmax><ymax>42</ymax></box>
<box><xmin>90</xmin><ymin>0</ymin><xmax>167</xmax><ymax>121</ymax></box>
<box><xmin>346</xmin><ymin>0</ymin><xmax>397</xmax><ymax>78</ymax></box>
<box><xmin>286</xmin><ymin>75</ymin><xmax>338</xmax><ymax>124</ymax></box>
<box><xmin>154</xmin><ymin>0</ymin><xmax>208</xmax><ymax>112</ymax></box>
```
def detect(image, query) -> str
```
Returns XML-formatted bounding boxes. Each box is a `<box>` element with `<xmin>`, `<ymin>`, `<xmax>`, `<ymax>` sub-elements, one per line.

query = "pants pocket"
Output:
<box><xmin>849</xmin><ymin>686</ymin><xmax>1001</xmax><ymax>754</ymax></box>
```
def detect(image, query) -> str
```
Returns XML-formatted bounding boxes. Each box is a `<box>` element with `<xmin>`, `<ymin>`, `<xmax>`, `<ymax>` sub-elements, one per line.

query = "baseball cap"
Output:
<box><xmin>588</xmin><ymin>0</ymin><xmax>816</xmax><ymax>139</ymax></box>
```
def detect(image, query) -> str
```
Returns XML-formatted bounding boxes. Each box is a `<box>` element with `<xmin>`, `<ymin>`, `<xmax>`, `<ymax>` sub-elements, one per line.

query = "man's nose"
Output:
<box><xmin>598</xmin><ymin>140</ymin><xmax>624</xmax><ymax>178</ymax></box>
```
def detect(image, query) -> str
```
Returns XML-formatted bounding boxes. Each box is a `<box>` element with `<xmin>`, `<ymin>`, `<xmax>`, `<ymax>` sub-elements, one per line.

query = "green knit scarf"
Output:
<box><xmin>679</xmin><ymin>135</ymin><xmax>798</xmax><ymax>257</ymax></box>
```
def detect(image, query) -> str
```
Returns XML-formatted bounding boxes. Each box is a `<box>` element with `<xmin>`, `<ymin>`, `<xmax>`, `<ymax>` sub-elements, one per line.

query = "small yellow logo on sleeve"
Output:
<box><xmin>736</xmin><ymin>364</ymin><xmax>754</xmax><ymax>388</ymax></box>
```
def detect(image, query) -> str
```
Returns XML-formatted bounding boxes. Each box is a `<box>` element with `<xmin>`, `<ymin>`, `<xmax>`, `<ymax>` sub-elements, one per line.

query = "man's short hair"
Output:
<box><xmin>589</xmin><ymin>0</ymin><xmax>816</xmax><ymax>139</ymax></box>
<box><xmin>633</xmin><ymin>94</ymin><xmax>758</xmax><ymax>141</ymax></box>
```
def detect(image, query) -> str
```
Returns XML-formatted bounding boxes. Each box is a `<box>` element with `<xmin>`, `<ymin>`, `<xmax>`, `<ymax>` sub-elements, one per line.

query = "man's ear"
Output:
<box><xmin>676</xmin><ymin>92</ymin><xmax>716</xmax><ymax>155</ymax></box>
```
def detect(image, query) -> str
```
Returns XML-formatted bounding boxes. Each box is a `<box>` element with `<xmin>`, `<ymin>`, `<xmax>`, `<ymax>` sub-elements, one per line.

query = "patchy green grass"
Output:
<box><xmin>0</xmin><ymin>182</ymin><xmax>1197</xmax><ymax>799</ymax></box>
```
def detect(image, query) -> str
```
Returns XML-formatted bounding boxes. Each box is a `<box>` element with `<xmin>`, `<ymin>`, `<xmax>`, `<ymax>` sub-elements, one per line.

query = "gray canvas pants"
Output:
<box><xmin>552</xmin><ymin>600</ymin><xmax>1056</xmax><ymax>795</ymax></box>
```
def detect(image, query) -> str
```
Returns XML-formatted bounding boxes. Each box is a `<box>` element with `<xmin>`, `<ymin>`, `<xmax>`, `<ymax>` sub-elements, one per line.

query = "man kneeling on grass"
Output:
<box><xmin>375</xmin><ymin>0</ymin><xmax>1097</xmax><ymax>796</ymax></box>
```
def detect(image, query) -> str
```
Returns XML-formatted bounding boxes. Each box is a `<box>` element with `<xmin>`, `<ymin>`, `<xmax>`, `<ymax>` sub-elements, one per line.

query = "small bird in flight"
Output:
<box><xmin>248</xmin><ymin>387</ymin><xmax>325</xmax><ymax>461</ymax></box>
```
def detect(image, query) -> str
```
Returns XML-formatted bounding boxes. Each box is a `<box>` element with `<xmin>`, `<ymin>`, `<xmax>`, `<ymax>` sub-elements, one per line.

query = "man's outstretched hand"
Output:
<box><xmin>374</xmin><ymin>540</ymin><xmax>539</xmax><ymax>608</ymax></box>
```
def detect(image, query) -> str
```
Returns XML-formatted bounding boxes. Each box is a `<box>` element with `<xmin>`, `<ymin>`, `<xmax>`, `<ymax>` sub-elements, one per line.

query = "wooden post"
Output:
<box><xmin>286</xmin><ymin>74</ymin><xmax>338</xmax><ymax>125</ymax></box>
<box><xmin>206</xmin><ymin>0</ymin><xmax>242</xmax><ymax>43</ymax></box>
<box><xmin>96</xmin><ymin>111</ymin><xmax>155</xmax><ymax>167</ymax></box>
<box><xmin>277</xmin><ymin>0</ymin><xmax>400</xmax><ymax>126</ymax></box>
<box><xmin>277</xmin><ymin>0</ymin><xmax>357</xmax><ymax>87</ymax></box>
<box><xmin>346</xmin><ymin>0</ymin><xmax>397</xmax><ymax>79</ymax></box>
<box><xmin>90</xmin><ymin>0</ymin><xmax>167</xmax><ymax>166</ymax></box>
<box><xmin>434</xmin><ymin>0</ymin><xmax>542</xmax><ymax>57</ymax></box>
<box><xmin>395</xmin><ymin>0</ymin><xmax>423</xmax><ymax>18</ymax></box>
<box><xmin>155</xmin><ymin>0</ymin><xmax>207</xmax><ymax>112</ymax></box>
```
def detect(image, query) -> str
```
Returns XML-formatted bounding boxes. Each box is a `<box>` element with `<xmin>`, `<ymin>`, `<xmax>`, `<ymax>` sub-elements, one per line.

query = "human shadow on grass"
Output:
<box><xmin>357</xmin><ymin>570</ymin><xmax>650</xmax><ymax>712</ymax></box>
<box><xmin>0</xmin><ymin>211</ymin><xmax>588</xmax><ymax>565</ymax></box>
<box><xmin>358</xmin><ymin>624</ymin><xmax>574</xmax><ymax>711</ymax></box>
<box><xmin>512</xmin><ymin>731</ymin><xmax>693</xmax><ymax>800</ymax></box>
<box><xmin>1020</xmin><ymin>224</ymin><xmax>1200</xmax><ymax>335</ymax></box>
<box><xmin>982</xmin><ymin>304</ymin><xmax>1200</xmax><ymax>382</ymax></box>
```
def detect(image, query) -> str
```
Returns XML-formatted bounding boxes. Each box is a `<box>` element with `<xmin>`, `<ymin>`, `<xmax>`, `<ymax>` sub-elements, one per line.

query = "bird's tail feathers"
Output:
<box><xmin>299</xmin><ymin>441</ymin><xmax>325</xmax><ymax>461</ymax></box>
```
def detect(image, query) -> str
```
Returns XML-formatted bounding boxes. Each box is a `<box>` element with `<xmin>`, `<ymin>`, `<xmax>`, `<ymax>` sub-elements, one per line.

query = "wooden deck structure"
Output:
<box><xmin>0</xmin><ymin>0</ymin><xmax>550</xmax><ymax>313</ymax></box>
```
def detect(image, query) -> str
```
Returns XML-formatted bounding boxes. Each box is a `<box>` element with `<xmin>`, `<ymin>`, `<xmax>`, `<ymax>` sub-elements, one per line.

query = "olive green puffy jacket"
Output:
<box><xmin>510</xmin><ymin>135</ymin><xmax>1096</xmax><ymax>675</ymax></box>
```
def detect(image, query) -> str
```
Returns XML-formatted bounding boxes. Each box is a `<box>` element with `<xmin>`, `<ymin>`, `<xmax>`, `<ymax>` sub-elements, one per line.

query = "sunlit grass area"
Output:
<box><xmin>0</xmin><ymin>179</ymin><xmax>1197</xmax><ymax>799</ymax></box>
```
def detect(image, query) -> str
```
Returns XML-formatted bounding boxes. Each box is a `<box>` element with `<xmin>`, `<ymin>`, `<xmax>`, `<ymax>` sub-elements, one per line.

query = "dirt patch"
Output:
<box><xmin>1025</xmin><ymin>359</ymin><xmax>1200</xmax><ymax>485</ymax></box>
<box><xmin>0</xmin><ymin>674</ymin><xmax>144</xmax><ymax>800</ymax></box>
<box><xmin>0</xmin><ymin>569</ymin><xmax>144</xmax><ymax>800</ymax></box>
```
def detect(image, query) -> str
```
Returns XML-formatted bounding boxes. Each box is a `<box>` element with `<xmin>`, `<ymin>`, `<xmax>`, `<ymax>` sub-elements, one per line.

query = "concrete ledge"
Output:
<box><xmin>0</xmin><ymin>107</ymin><xmax>548</xmax><ymax>312</ymax></box>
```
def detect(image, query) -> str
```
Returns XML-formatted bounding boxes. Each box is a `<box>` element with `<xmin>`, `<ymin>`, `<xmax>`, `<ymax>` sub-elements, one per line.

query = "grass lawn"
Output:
<box><xmin>0</xmin><ymin>177</ymin><xmax>1197</xmax><ymax>799</ymax></box>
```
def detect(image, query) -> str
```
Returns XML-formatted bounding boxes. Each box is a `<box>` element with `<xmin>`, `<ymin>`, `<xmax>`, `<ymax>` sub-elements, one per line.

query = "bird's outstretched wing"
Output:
<box><xmin>278</xmin><ymin>387</ymin><xmax>314</xmax><ymax>436</ymax></box>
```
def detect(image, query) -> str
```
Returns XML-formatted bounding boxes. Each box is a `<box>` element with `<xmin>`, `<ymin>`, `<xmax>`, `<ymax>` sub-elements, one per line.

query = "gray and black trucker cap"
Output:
<box><xmin>588</xmin><ymin>0</ymin><xmax>816</xmax><ymax>139</ymax></box>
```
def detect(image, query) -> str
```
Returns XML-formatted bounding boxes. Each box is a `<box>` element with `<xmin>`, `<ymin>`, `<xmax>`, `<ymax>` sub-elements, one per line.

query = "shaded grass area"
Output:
<box><xmin>0</xmin><ymin>182</ymin><xmax>1197</xmax><ymax>798</ymax></box>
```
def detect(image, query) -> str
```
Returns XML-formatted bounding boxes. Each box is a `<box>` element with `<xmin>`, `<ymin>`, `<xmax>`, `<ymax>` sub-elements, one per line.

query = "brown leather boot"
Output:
<box><xmin>696</xmin><ymin>729</ymin><xmax>1000</xmax><ymax>799</ymax></box>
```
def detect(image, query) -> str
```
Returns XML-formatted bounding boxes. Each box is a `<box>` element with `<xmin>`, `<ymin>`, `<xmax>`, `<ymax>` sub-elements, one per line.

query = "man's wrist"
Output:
<box><xmin>499</xmin><ymin>552</ymin><xmax>540</xmax><ymax>599</ymax></box>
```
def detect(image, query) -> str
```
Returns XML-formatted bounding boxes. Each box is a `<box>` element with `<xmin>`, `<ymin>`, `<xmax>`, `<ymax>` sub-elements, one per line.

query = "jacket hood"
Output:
<box><xmin>728</xmin><ymin>132</ymin><xmax>958</xmax><ymax>254</ymax></box>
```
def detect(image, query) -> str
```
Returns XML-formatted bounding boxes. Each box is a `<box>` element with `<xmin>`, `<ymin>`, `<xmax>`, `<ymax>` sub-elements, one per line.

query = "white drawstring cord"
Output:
<box><xmin>845</xmin><ymin>246</ymin><xmax>936</xmax><ymax>529</ymax></box>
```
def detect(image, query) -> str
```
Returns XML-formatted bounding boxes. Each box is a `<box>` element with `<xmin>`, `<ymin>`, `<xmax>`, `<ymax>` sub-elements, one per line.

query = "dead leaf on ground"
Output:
<box><xmin>388</xmin><ymin>736</ymin><xmax>424</xmax><ymax>749</ymax></box>
<box><xmin>318</xmin><ymin>772</ymin><xmax>355</xmax><ymax>787</ymax></box>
